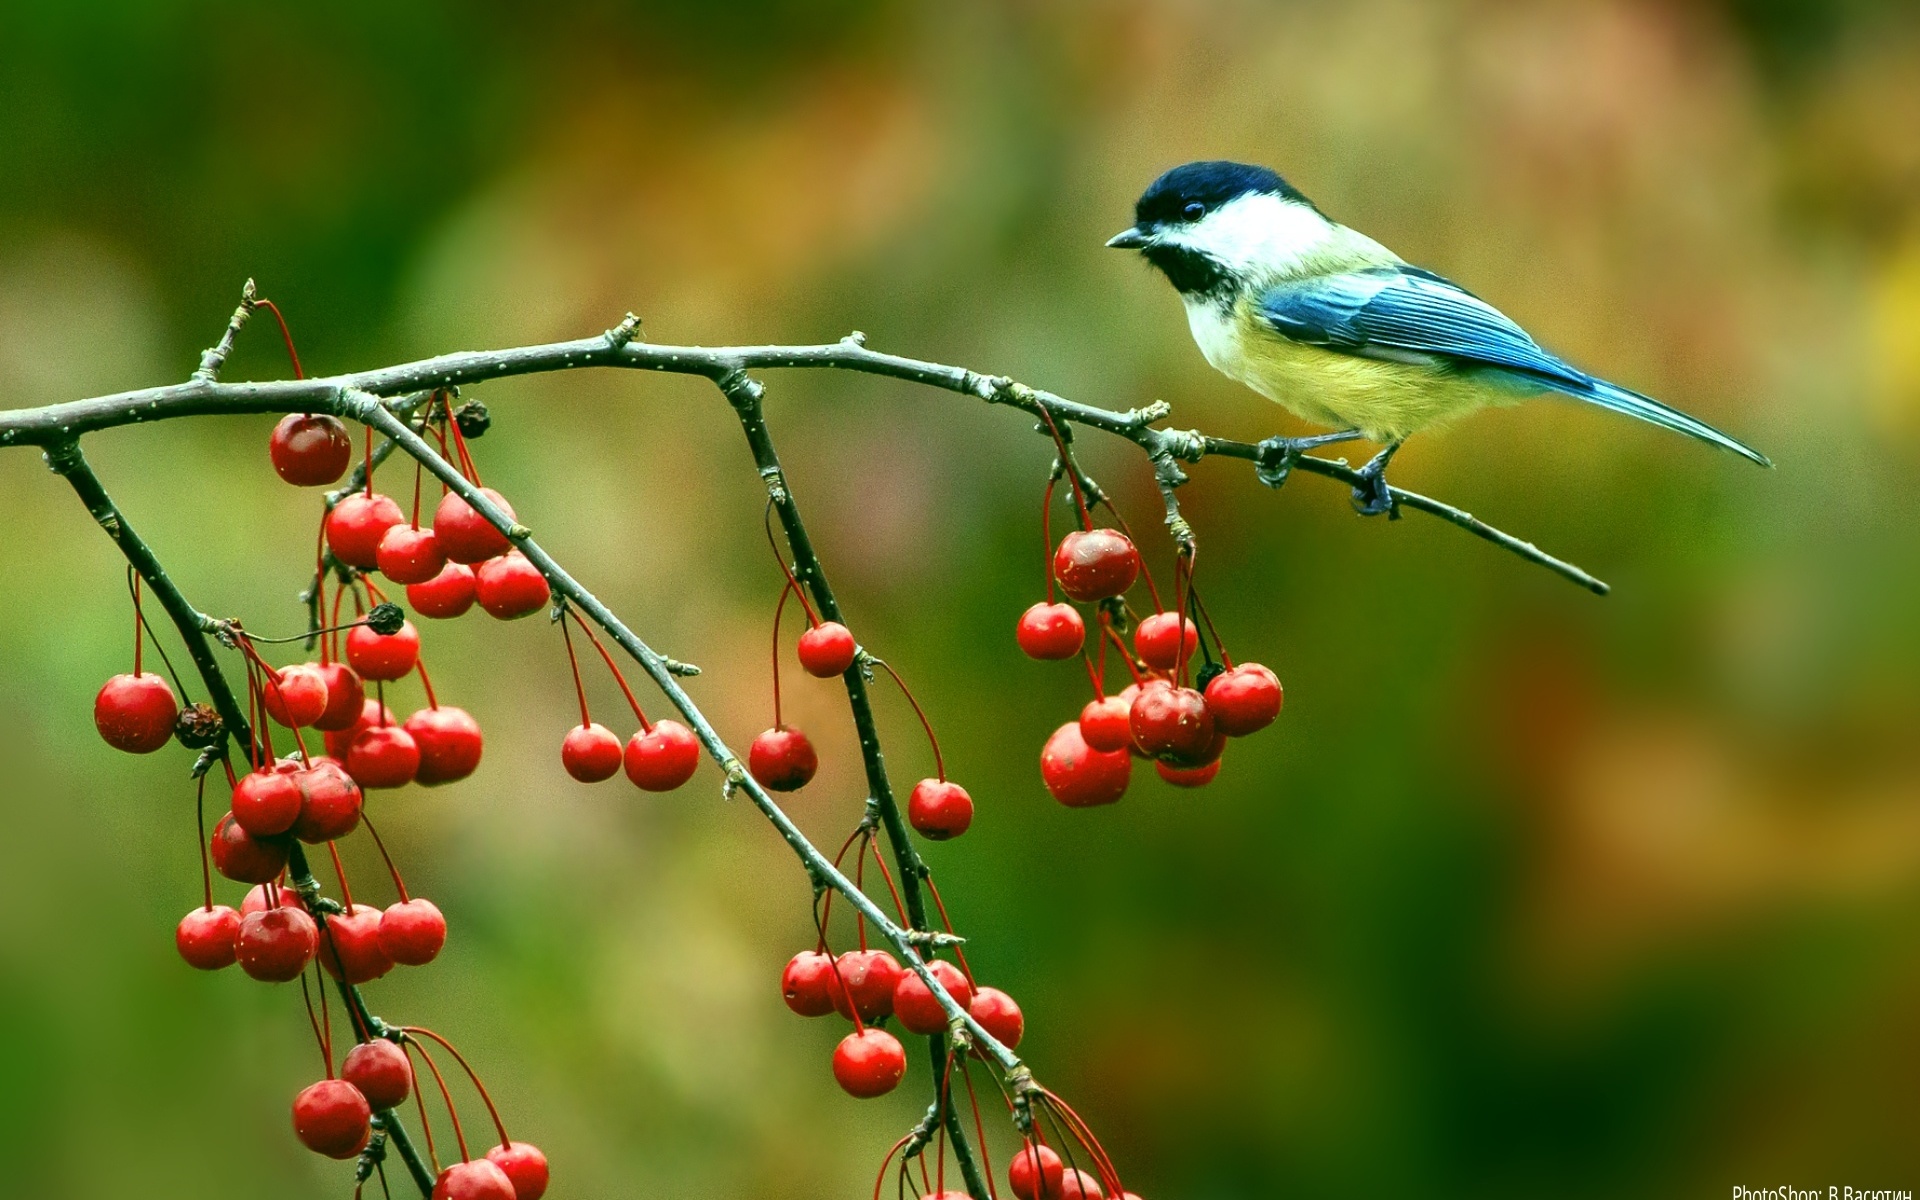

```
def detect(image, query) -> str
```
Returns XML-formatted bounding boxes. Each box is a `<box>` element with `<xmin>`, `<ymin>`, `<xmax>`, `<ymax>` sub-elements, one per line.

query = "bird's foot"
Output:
<box><xmin>1255</xmin><ymin>430</ymin><xmax>1362</xmax><ymax>488</ymax></box>
<box><xmin>1348</xmin><ymin>442</ymin><xmax>1403</xmax><ymax>519</ymax></box>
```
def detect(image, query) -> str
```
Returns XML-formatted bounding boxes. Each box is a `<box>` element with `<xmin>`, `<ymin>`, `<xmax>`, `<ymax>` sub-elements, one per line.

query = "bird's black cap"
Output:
<box><xmin>1132</xmin><ymin>161</ymin><xmax>1310</xmax><ymax>228</ymax></box>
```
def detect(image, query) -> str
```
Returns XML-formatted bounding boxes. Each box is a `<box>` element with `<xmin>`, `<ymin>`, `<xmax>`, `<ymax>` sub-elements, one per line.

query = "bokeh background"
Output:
<box><xmin>3</xmin><ymin>1</ymin><xmax>1919</xmax><ymax>1196</ymax></box>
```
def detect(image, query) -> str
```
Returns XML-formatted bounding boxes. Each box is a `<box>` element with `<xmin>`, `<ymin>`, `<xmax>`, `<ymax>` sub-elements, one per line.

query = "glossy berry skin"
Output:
<box><xmin>406</xmin><ymin>706</ymin><xmax>483</xmax><ymax>785</ymax></box>
<box><xmin>241</xmin><ymin>883</ymin><xmax>306</xmax><ymax>917</ymax></box>
<box><xmin>347</xmin><ymin>723</ymin><xmax>420</xmax><ymax>789</ymax></box>
<box><xmin>270</xmin><ymin>413</ymin><xmax>354</xmax><ymax>486</ymax></box>
<box><xmin>342</xmin><ymin>1039</ymin><xmax>413</xmax><ymax>1110</ymax></box>
<box><xmin>781</xmin><ymin>950</ymin><xmax>838</xmax><ymax>1017</ymax></box>
<box><xmin>318</xmin><ymin>903</ymin><xmax>394</xmax><ymax>984</ymax></box>
<box><xmin>832</xmin><ymin>1028</ymin><xmax>907</xmax><ymax>1099</ymax></box>
<box><xmin>969</xmin><ymin>986</ymin><xmax>1024</xmax><ymax>1050</ymax></box>
<box><xmin>377</xmin><ymin>524</ymin><xmax>447</xmax><ymax>585</ymax></box>
<box><xmin>624</xmin><ymin>720</ymin><xmax>700</xmax><ymax>792</ymax></box>
<box><xmin>1160</xmin><ymin>726</ymin><xmax>1226</xmax><ymax>770</ymax></box>
<box><xmin>175</xmin><ymin>905</ymin><xmax>241</xmax><ymax>970</ymax></box>
<box><xmin>1077</xmin><ymin>696</ymin><xmax>1133</xmax><ymax>754</ymax></box>
<box><xmin>486</xmin><ymin>1142</ymin><xmax>550</xmax><ymax>1200</ymax></box>
<box><xmin>1156</xmin><ymin>758</ymin><xmax>1221</xmax><ymax>787</ymax></box>
<box><xmin>433</xmin><ymin>1159</ymin><xmax>517</xmax><ymax>1200</ymax></box>
<box><xmin>475</xmin><ymin>551</ymin><xmax>550</xmax><ymax>620</ymax></box>
<box><xmin>1204</xmin><ymin>662</ymin><xmax>1283</xmax><ymax>736</ymax></box>
<box><xmin>1009</xmin><ymin>1143</ymin><xmax>1064</xmax><ymax>1200</ymax></box>
<box><xmin>797</xmin><ymin>621</ymin><xmax>857</xmax><ymax>677</ymax></box>
<box><xmin>1060</xmin><ymin>1168</ymin><xmax>1105</xmax><ymax>1199</ymax></box>
<box><xmin>236</xmin><ymin>905</ymin><xmax>319</xmax><ymax>982</ymax></box>
<box><xmin>562</xmin><ymin>723</ymin><xmax>623</xmax><ymax>782</ymax></box>
<box><xmin>892</xmin><ymin>959</ymin><xmax>974</xmax><ymax>1036</ymax></box>
<box><xmin>380</xmin><ymin>898</ymin><xmax>447</xmax><ymax>966</ymax></box>
<box><xmin>1015</xmin><ymin>602</ymin><xmax>1085</xmax><ymax>661</ymax></box>
<box><xmin>1039</xmin><ymin>722</ymin><xmax>1132</xmax><ymax>808</ymax></box>
<box><xmin>292</xmin><ymin>1078</ymin><xmax>372</xmax><ymax>1159</ymax></box>
<box><xmin>312</xmin><ymin>663</ymin><xmax>367</xmax><ymax>732</ymax></box>
<box><xmin>258</xmin><ymin>663</ymin><xmax>329</xmax><ymax>728</ymax></box>
<box><xmin>211</xmin><ymin>813</ymin><xmax>289</xmax><ymax>884</ymax></box>
<box><xmin>748</xmin><ymin>726</ymin><xmax>816</xmax><ymax>792</ymax></box>
<box><xmin>433</xmin><ymin>487</ymin><xmax>516</xmax><ymax>564</ymax></box>
<box><xmin>1133</xmin><ymin>612</ymin><xmax>1198</xmax><ymax>671</ymax></box>
<box><xmin>231</xmin><ymin>765</ymin><xmax>304</xmax><ymax>837</ymax></box>
<box><xmin>1128</xmin><ymin>685</ymin><xmax>1215</xmax><ymax>761</ymax></box>
<box><xmin>907</xmin><ymin>778</ymin><xmax>973</xmax><ymax>840</ymax></box>
<box><xmin>408</xmin><ymin>562</ymin><xmax>478</xmax><ymax>619</ymax></box>
<box><xmin>94</xmin><ymin>672</ymin><xmax>179</xmax><ymax>754</ymax></box>
<box><xmin>293</xmin><ymin>758</ymin><xmax>364</xmax><ymax>842</ymax></box>
<box><xmin>326</xmin><ymin>492</ymin><xmax>405</xmax><ymax>570</ymax></box>
<box><xmin>830</xmin><ymin>949</ymin><xmax>903</xmax><ymax>1022</ymax></box>
<box><xmin>346</xmin><ymin>619</ymin><xmax>420</xmax><ymax>681</ymax></box>
<box><xmin>1052</xmin><ymin>529</ymin><xmax>1139</xmax><ymax>602</ymax></box>
<box><xmin>326</xmin><ymin>699</ymin><xmax>396</xmax><ymax>761</ymax></box>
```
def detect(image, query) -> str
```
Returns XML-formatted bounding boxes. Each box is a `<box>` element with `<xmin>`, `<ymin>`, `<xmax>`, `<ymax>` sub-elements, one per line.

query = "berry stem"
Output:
<box><xmin>872</xmin><ymin>658</ymin><xmax>944</xmax><ymax>782</ymax></box>
<box><xmin>250</xmin><ymin>298</ymin><xmax>305</xmax><ymax>379</ymax></box>
<box><xmin>1188</xmin><ymin>579</ymin><xmax>1232</xmax><ymax>669</ymax></box>
<box><xmin>769</xmin><ymin>579</ymin><xmax>794</xmax><ymax>728</ymax></box>
<box><xmin>1035</xmin><ymin>408</ymin><xmax>1091</xmax><ymax>530</ymax></box>
<box><xmin>415</xmin><ymin>659</ymin><xmax>439</xmax><ymax>711</ymax></box>
<box><xmin>402</xmin><ymin>1042</ymin><xmax>442</xmax><ymax>1175</ymax></box>
<box><xmin>559</xmin><ymin>611</ymin><xmax>593</xmax><ymax>729</ymax></box>
<box><xmin>404</xmin><ymin>1035</ymin><xmax>468</xmax><ymax>1162</ymax></box>
<box><xmin>568</xmin><ymin>609</ymin><xmax>650</xmax><ymax>731</ymax></box>
<box><xmin>400</xmin><ymin>1026</ymin><xmax>512</xmax><ymax>1150</ymax></box>
<box><xmin>195</xmin><ymin>773</ymin><xmax>213</xmax><ymax>912</ymax></box>
<box><xmin>866</xmin><ymin>836</ymin><xmax>910</xmax><ymax>929</ymax></box>
<box><xmin>764</xmin><ymin>500</ymin><xmax>820</xmax><ymax>626</ymax></box>
<box><xmin>1039</xmin><ymin>475</ymin><xmax>1058</xmax><ymax>603</ymax></box>
<box><xmin>326</xmin><ymin>839</ymin><xmax>355</xmax><ymax>910</ymax></box>
<box><xmin>358</xmin><ymin>809</ymin><xmax>410</xmax><ymax>902</ymax></box>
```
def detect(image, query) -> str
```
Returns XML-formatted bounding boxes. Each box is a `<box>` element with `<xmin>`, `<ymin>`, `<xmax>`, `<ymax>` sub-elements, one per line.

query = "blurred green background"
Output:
<box><xmin>4</xmin><ymin>1</ymin><xmax>1919</xmax><ymax>1196</ymax></box>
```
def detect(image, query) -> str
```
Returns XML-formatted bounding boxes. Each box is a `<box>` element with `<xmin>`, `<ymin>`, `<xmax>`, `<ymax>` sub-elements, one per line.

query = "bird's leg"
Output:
<box><xmin>1255</xmin><ymin>429</ymin><xmax>1363</xmax><ymax>488</ymax></box>
<box><xmin>1349</xmin><ymin>440</ymin><xmax>1404</xmax><ymax>519</ymax></box>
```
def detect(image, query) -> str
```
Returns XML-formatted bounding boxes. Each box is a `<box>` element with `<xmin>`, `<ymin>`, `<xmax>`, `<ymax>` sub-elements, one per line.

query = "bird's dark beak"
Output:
<box><xmin>1105</xmin><ymin>227</ymin><xmax>1149</xmax><ymax>250</ymax></box>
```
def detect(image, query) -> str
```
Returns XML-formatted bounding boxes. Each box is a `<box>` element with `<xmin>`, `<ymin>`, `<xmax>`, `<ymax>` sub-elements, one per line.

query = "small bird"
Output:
<box><xmin>1106</xmin><ymin>161</ymin><xmax>1770</xmax><ymax>513</ymax></box>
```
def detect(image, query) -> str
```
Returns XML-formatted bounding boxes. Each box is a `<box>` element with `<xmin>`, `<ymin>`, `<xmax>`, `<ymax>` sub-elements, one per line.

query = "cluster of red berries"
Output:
<box><xmin>553</xmin><ymin>608</ymin><xmax>702</xmax><ymax>791</ymax></box>
<box><xmin>1005</xmin><ymin>1142</ymin><xmax>1143</xmax><ymax>1200</ymax></box>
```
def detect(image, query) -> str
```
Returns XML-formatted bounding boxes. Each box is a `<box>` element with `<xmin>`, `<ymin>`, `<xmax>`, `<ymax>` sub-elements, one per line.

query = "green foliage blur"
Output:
<box><xmin>4</xmin><ymin>2</ymin><xmax>1919</xmax><ymax>1196</ymax></box>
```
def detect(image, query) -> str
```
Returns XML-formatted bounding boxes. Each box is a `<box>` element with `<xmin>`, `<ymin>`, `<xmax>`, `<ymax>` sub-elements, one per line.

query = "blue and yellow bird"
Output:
<box><xmin>1107</xmin><ymin>161</ymin><xmax>1770</xmax><ymax>512</ymax></box>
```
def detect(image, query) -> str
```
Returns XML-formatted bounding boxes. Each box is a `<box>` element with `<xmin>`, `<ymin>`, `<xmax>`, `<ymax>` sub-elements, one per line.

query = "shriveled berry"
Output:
<box><xmin>475</xmin><ymin>551</ymin><xmax>549</xmax><ymax>620</ymax></box>
<box><xmin>832</xmin><ymin>1028</ymin><xmax>906</xmax><ymax>1099</ymax></box>
<box><xmin>293</xmin><ymin>757</ymin><xmax>363</xmax><ymax>842</ymax></box>
<box><xmin>433</xmin><ymin>488</ymin><xmax>515</xmax><ymax>565</ymax></box>
<box><xmin>433</xmin><ymin>1159</ymin><xmax>517</xmax><ymax>1200</ymax></box>
<box><xmin>907</xmin><ymin>778</ymin><xmax>973</xmax><ymax>840</ymax></box>
<box><xmin>1133</xmin><ymin>612</ymin><xmax>1198</xmax><ymax>670</ymax></box>
<box><xmin>1156</xmin><ymin>758</ymin><xmax>1221</xmax><ymax>787</ymax></box>
<box><xmin>1052</xmin><ymin>529</ymin><xmax>1138</xmax><ymax>602</ymax></box>
<box><xmin>892</xmin><ymin>959</ymin><xmax>973</xmax><ymax>1036</ymax></box>
<box><xmin>1204</xmin><ymin>662</ymin><xmax>1282</xmax><ymax>737</ymax></box>
<box><xmin>347</xmin><ymin>723</ymin><xmax>420</xmax><ymax>789</ymax></box>
<box><xmin>1077</xmin><ymin>696</ymin><xmax>1132</xmax><ymax>753</ymax></box>
<box><xmin>380</xmin><ymin>897</ymin><xmax>447</xmax><ymax>966</ymax></box>
<box><xmin>236</xmin><ymin>905</ymin><xmax>319</xmax><ymax>981</ymax></box>
<box><xmin>292</xmin><ymin>1078</ymin><xmax>372</xmax><ymax>1159</ymax></box>
<box><xmin>312</xmin><ymin>663</ymin><xmax>367</xmax><ymax>732</ymax></box>
<box><xmin>211</xmin><ymin>813</ymin><xmax>289</xmax><ymax>884</ymax></box>
<box><xmin>94</xmin><ymin>672</ymin><xmax>179</xmax><ymax>754</ymax></box>
<box><xmin>1128</xmin><ymin>685</ymin><xmax>1215</xmax><ymax>761</ymax></box>
<box><xmin>231</xmin><ymin>766</ymin><xmax>304</xmax><ymax>837</ymax></box>
<box><xmin>1009</xmin><ymin>1144</ymin><xmax>1064</xmax><ymax>1200</ymax></box>
<box><xmin>407</xmin><ymin>562</ymin><xmax>478</xmax><ymax>619</ymax></box>
<box><xmin>1015</xmin><ymin>602</ymin><xmax>1085</xmax><ymax>661</ymax></box>
<box><xmin>797</xmin><ymin>621</ymin><xmax>857</xmax><ymax>677</ymax></box>
<box><xmin>781</xmin><ymin>950</ymin><xmax>838</xmax><ymax>1017</ymax></box>
<box><xmin>342</xmin><ymin>1039</ymin><xmax>413</xmax><ymax>1110</ymax></box>
<box><xmin>486</xmin><ymin>1142</ymin><xmax>550</xmax><ymax>1200</ymax></box>
<box><xmin>406</xmin><ymin>706</ymin><xmax>483</xmax><ymax>785</ymax></box>
<box><xmin>1039</xmin><ymin>722</ymin><xmax>1132</xmax><ymax>808</ymax></box>
<box><xmin>175</xmin><ymin>905</ymin><xmax>241</xmax><ymax>970</ymax></box>
<box><xmin>561</xmin><ymin>723</ymin><xmax>623</xmax><ymax>782</ymax></box>
<box><xmin>346</xmin><ymin>619</ymin><xmax>420</xmax><ymax>681</ymax></box>
<box><xmin>377</xmin><ymin>524</ymin><xmax>447</xmax><ymax>585</ymax></box>
<box><xmin>748</xmin><ymin>726</ymin><xmax>816</xmax><ymax>792</ymax></box>
<box><xmin>270</xmin><ymin>414</ymin><xmax>353</xmax><ymax>487</ymax></box>
<box><xmin>624</xmin><ymin>720</ymin><xmax>700</xmax><ymax>792</ymax></box>
<box><xmin>326</xmin><ymin>492</ymin><xmax>405</xmax><ymax>570</ymax></box>
<box><xmin>830</xmin><ymin>949</ymin><xmax>903</xmax><ymax>1022</ymax></box>
<box><xmin>317</xmin><ymin>903</ymin><xmax>393</xmax><ymax>984</ymax></box>
<box><xmin>969</xmin><ymin>986</ymin><xmax>1024</xmax><ymax>1050</ymax></box>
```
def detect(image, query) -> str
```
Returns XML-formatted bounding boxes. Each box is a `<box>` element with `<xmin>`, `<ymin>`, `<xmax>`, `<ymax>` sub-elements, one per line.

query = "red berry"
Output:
<box><xmin>231</xmin><ymin>765</ymin><xmax>304</xmax><ymax>837</ymax></box>
<box><xmin>241</xmin><ymin>883</ymin><xmax>306</xmax><ymax>916</ymax></box>
<box><xmin>969</xmin><ymin>986</ymin><xmax>1024</xmax><ymax>1050</ymax></box>
<box><xmin>318</xmin><ymin>903</ymin><xmax>394</xmax><ymax>984</ymax></box>
<box><xmin>211</xmin><ymin>812</ymin><xmax>289</xmax><ymax>883</ymax></box>
<box><xmin>380</xmin><ymin>898</ymin><xmax>447</xmax><ymax>966</ymax></box>
<box><xmin>1009</xmin><ymin>1144</ymin><xmax>1064</xmax><ymax>1200</ymax></box>
<box><xmin>433</xmin><ymin>1159</ymin><xmax>517</xmax><ymax>1200</ymax></box>
<box><xmin>270</xmin><ymin>414</ymin><xmax>353</xmax><ymax>487</ymax></box>
<box><xmin>346</xmin><ymin>619</ymin><xmax>420</xmax><ymax>681</ymax></box>
<box><xmin>748</xmin><ymin>726</ymin><xmax>817</xmax><ymax>792</ymax></box>
<box><xmin>326</xmin><ymin>698</ymin><xmax>395</xmax><ymax>760</ymax></box>
<box><xmin>408</xmin><ymin>562</ymin><xmax>478</xmax><ymax>619</ymax></box>
<box><xmin>907</xmin><ymin>778</ymin><xmax>973</xmax><ymax>840</ymax></box>
<box><xmin>892</xmin><ymin>959</ymin><xmax>973</xmax><ymax>1035</ymax></box>
<box><xmin>236</xmin><ymin>905</ymin><xmax>319</xmax><ymax>981</ymax></box>
<box><xmin>312</xmin><ymin>663</ymin><xmax>367</xmax><ymax>731</ymax></box>
<box><xmin>1128</xmin><ymin>685</ymin><xmax>1214</xmax><ymax>761</ymax></box>
<box><xmin>475</xmin><ymin>551</ymin><xmax>550</xmax><ymax>620</ymax></box>
<box><xmin>1077</xmin><ymin>696</ymin><xmax>1132</xmax><ymax>753</ymax></box>
<box><xmin>259</xmin><ymin>663</ymin><xmax>328</xmax><ymax>729</ymax></box>
<box><xmin>830</xmin><ymin>949</ymin><xmax>903</xmax><ymax>1022</ymax></box>
<box><xmin>1156</xmin><ymin>758</ymin><xmax>1221</xmax><ymax>787</ymax></box>
<box><xmin>561</xmin><ymin>723</ymin><xmax>623</xmax><ymax>782</ymax></box>
<box><xmin>293</xmin><ymin>757</ymin><xmax>364</xmax><ymax>842</ymax></box>
<box><xmin>1133</xmin><ymin>612</ymin><xmax>1198</xmax><ymax>670</ymax></box>
<box><xmin>342</xmin><ymin>1039</ymin><xmax>413</xmax><ymax>1110</ymax></box>
<box><xmin>326</xmin><ymin>492</ymin><xmax>405</xmax><ymax>569</ymax></box>
<box><xmin>377</xmin><ymin>524</ymin><xmax>447</xmax><ymax>585</ymax></box>
<box><xmin>1204</xmin><ymin>662</ymin><xmax>1283</xmax><ymax>736</ymax></box>
<box><xmin>175</xmin><ymin>905</ymin><xmax>240</xmax><ymax>970</ymax></box>
<box><xmin>433</xmin><ymin>487</ymin><xmax>515</xmax><ymax>565</ymax></box>
<box><xmin>832</xmin><ymin>1028</ymin><xmax>906</xmax><ymax>1099</ymax></box>
<box><xmin>347</xmin><ymin>723</ymin><xmax>420</xmax><ymax>789</ymax></box>
<box><xmin>406</xmin><ymin>706</ymin><xmax>483</xmax><ymax>785</ymax></box>
<box><xmin>486</xmin><ymin>1142</ymin><xmax>550</xmax><ymax>1200</ymax></box>
<box><xmin>1052</xmin><ymin>529</ymin><xmax>1139</xmax><ymax>602</ymax></box>
<box><xmin>292</xmin><ymin>1077</ymin><xmax>372</xmax><ymax>1159</ymax></box>
<box><xmin>1060</xmin><ymin>1168</ymin><xmax>1105</xmax><ymax>1199</ymax></box>
<box><xmin>624</xmin><ymin>720</ymin><xmax>700</xmax><ymax>792</ymax></box>
<box><xmin>781</xmin><ymin>950</ymin><xmax>838</xmax><ymax>1017</ymax></box>
<box><xmin>93</xmin><ymin>672</ymin><xmax>179</xmax><ymax>754</ymax></box>
<box><xmin>797</xmin><ymin>621</ymin><xmax>857</xmax><ymax>677</ymax></box>
<box><xmin>1015</xmin><ymin>602</ymin><xmax>1085</xmax><ymax>661</ymax></box>
<box><xmin>1039</xmin><ymin>722</ymin><xmax>1132</xmax><ymax>807</ymax></box>
<box><xmin>1160</xmin><ymin>725</ymin><xmax>1226</xmax><ymax>770</ymax></box>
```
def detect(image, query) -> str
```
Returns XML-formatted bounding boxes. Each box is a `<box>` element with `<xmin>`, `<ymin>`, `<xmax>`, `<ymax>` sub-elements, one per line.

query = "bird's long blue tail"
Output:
<box><xmin>1554</xmin><ymin>377</ymin><xmax>1772</xmax><ymax>468</ymax></box>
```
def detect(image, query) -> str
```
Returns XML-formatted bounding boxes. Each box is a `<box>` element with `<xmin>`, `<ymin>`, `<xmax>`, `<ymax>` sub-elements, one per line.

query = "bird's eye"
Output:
<box><xmin>1182</xmin><ymin>202</ymin><xmax>1205</xmax><ymax>220</ymax></box>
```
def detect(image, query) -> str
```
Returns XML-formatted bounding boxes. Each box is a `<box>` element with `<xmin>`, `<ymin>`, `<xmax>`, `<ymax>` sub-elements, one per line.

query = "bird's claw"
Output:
<box><xmin>1255</xmin><ymin>430</ymin><xmax>1360</xmax><ymax>489</ymax></box>
<box><xmin>1348</xmin><ymin>442</ymin><xmax>1403</xmax><ymax>519</ymax></box>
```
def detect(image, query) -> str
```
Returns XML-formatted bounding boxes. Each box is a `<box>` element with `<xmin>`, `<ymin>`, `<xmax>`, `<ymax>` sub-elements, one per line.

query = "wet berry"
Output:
<box><xmin>781</xmin><ymin>950</ymin><xmax>838</xmax><ymax>1017</ymax></box>
<box><xmin>175</xmin><ymin>905</ymin><xmax>241</xmax><ymax>970</ymax></box>
<box><xmin>312</xmin><ymin>663</ymin><xmax>367</xmax><ymax>732</ymax></box>
<box><xmin>1133</xmin><ymin>612</ymin><xmax>1197</xmax><ymax>671</ymax></box>
<box><xmin>561</xmin><ymin>723</ymin><xmax>623</xmax><ymax>782</ymax></box>
<box><xmin>292</xmin><ymin>1078</ymin><xmax>372</xmax><ymax>1159</ymax></box>
<box><xmin>907</xmin><ymin>778</ymin><xmax>973</xmax><ymax>840</ymax></box>
<box><xmin>1128</xmin><ymin>686</ymin><xmax>1214</xmax><ymax>761</ymax></box>
<box><xmin>892</xmin><ymin>959</ymin><xmax>973</xmax><ymax>1035</ymax></box>
<box><xmin>624</xmin><ymin>720</ymin><xmax>700</xmax><ymax>792</ymax></box>
<box><xmin>326</xmin><ymin>492</ymin><xmax>405</xmax><ymax>570</ymax></box>
<box><xmin>797</xmin><ymin>621</ymin><xmax>856</xmax><ymax>677</ymax></box>
<box><xmin>433</xmin><ymin>488</ymin><xmax>515</xmax><ymax>564</ymax></box>
<box><xmin>1077</xmin><ymin>695</ymin><xmax>1132</xmax><ymax>753</ymax></box>
<box><xmin>1060</xmin><ymin>1168</ymin><xmax>1104</xmax><ymax>1199</ymax></box>
<box><xmin>1052</xmin><ymin>529</ymin><xmax>1139</xmax><ymax>602</ymax></box>
<box><xmin>407</xmin><ymin>562</ymin><xmax>478</xmax><ymax>619</ymax></box>
<box><xmin>262</xmin><ymin>663</ymin><xmax>330</xmax><ymax>728</ymax></box>
<box><xmin>1009</xmin><ymin>1144</ymin><xmax>1064</xmax><ymax>1200</ymax></box>
<box><xmin>406</xmin><ymin>706</ymin><xmax>483</xmax><ymax>785</ymax></box>
<box><xmin>346</xmin><ymin>723</ymin><xmax>420</xmax><ymax>789</ymax></box>
<box><xmin>433</xmin><ymin>1159</ymin><xmax>517</xmax><ymax>1200</ymax></box>
<box><xmin>486</xmin><ymin>1142</ymin><xmax>550</xmax><ymax>1200</ymax></box>
<box><xmin>748</xmin><ymin>726</ymin><xmax>816</xmax><ymax>792</ymax></box>
<box><xmin>94</xmin><ymin>672</ymin><xmax>179</xmax><ymax>754</ymax></box>
<box><xmin>292</xmin><ymin>757</ymin><xmax>363</xmax><ymax>842</ymax></box>
<box><xmin>1015</xmin><ymin>602</ymin><xmax>1085</xmax><ymax>661</ymax></box>
<box><xmin>830</xmin><ymin>949</ymin><xmax>903</xmax><ymax>1022</ymax></box>
<box><xmin>270</xmin><ymin>414</ymin><xmax>353</xmax><ymax>487</ymax></box>
<box><xmin>1039</xmin><ymin>722</ymin><xmax>1132</xmax><ymax>807</ymax></box>
<box><xmin>317</xmin><ymin>902</ymin><xmax>393</xmax><ymax>984</ymax></box>
<box><xmin>377</xmin><ymin>524</ymin><xmax>446</xmax><ymax>585</ymax></box>
<box><xmin>342</xmin><ymin>1039</ymin><xmax>412</xmax><ymax>1110</ymax></box>
<box><xmin>969</xmin><ymin>986</ymin><xmax>1024</xmax><ymax>1050</ymax></box>
<box><xmin>832</xmin><ymin>1028</ymin><xmax>906</xmax><ymax>1099</ymax></box>
<box><xmin>1156</xmin><ymin>758</ymin><xmax>1221</xmax><ymax>787</ymax></box>
<box><xmin>236</xmin><ymin>905</ymin><xmax>319</xmax><ymax>981</ymax></box>
<box><xmin>1204</xmin><ymin>662</ymin><xmax>1282</xmax><ymax>736</ymax></box>
<box><xmin>380</xmin><ymin>898</ymin><xmax>447</xmax><ymax>966</ymax></box>
<box><xmin>475</xmin><ymin>551</ymin><xmax>549</xmax><ymax>620</ymax></box>
<box><xmin>211</xmin><ymin>812</ymin><xmax>289</xmax><ymax>883</ymax></box>
<box><xmin>231</xmin><ymin>764</ymin><xmax>304</xmax><ymax>837</ymax></box>
<box><xmin>346</xmin><ymin>619</ymin><xmax>420</xmax><ymax>681</ymax></box>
